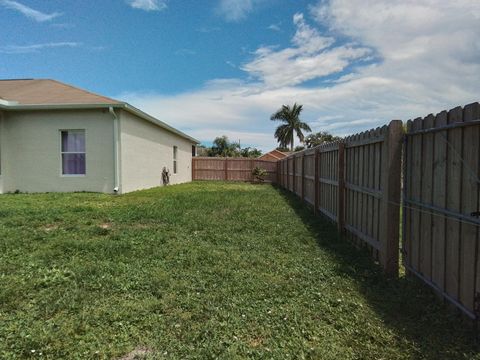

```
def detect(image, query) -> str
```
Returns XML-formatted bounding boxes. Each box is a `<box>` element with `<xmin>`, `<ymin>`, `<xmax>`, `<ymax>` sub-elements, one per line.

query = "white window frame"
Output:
<box><xmin>60</xmin><ymin>129</ymin><xmax>86</xmax><ymax>177</ymax></box>
<box><xmin>173</xmin><ymin>146</ymin><xmax>178</xmax><ymax>175</ymax></box>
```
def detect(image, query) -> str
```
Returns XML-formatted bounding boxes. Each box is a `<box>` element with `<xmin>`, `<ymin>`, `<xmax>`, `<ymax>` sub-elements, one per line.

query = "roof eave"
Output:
<box><xmin>0</xmin><ymin>102</ymin><xmax>200</xmax><ymax>144</ymax></box>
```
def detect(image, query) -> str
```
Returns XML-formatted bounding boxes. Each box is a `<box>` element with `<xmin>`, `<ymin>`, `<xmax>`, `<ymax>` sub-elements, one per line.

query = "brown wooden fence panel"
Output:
<box><xmin>192</xmin><ymin>157</ymin><xmax>277</xmax><ymax>182</ymax></box>
<box><xmin>288</xmin><ymin>157</ymin><xmax>294</xmax><ymax>192</ymax></box>
<box><xmin>318</xmin><ymin>142</ymin><xmax>340</xmax><ymax>222</ymax></box>
<box><xmin>228</xmin><ymin>158</ymin><xmax>252</xmax><ymax>181</ymax></box>
<box><xmin>253</xmin><ymin>160</ymin><xmax>277</xmax><ymax>183</ymax></box>
<box><xmin>403</xmin><ymin>102</ymin><xmax>480</xmax><ymax>319</ymax></box>
<box><xmin>343</xmin><ymin>123</ymin><xmax>403</xmax><ymax>274</ymax></box>
<box><xmin>294</xmin><ymin>153</ymin><xmax>302</xmax><ymax>197</ymax></box>
<box><xmin>277</xmin><ymin>120</ymin><xmax>402</xmax><ymax>276</ymax></box>
<box><xmin>192</xmin><ymin>158</ymin><xmax>226</xmax><ymax>180</ymax></box>
<box><xmin>304</xmin><ymin>150</ymin><xmax>315</xmax><ymax>205</ymax></box>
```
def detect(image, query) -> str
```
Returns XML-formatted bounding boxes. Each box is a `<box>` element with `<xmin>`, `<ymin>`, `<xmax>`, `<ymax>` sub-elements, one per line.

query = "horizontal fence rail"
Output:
<box><xmin>277</xmin><ymin>120</ymin><xmax>403</xmax><ymax>276</ymax></box>
<box><xmin>192</xmin><ymin>157</ymin><xmax>277</xmax><ymax>182</ymax></box>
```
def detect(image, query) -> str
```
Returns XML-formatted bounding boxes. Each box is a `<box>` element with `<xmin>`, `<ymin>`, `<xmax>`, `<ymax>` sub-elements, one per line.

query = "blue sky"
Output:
<box><xmin>1</xmin><ymin>0</ymin><xmax>479</xmax><ymax>150</ymax></box>
<box><xmin>1</xmin><ymin>0</ymin><xmax>318</xmax><ymax>95</ymax></box>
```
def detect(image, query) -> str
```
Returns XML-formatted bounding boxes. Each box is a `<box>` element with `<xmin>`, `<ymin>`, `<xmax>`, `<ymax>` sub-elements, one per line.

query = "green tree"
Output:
<box><xmin>202</xmin><ymin>136</ymin><xmax>262</xmax><ymax>158</ymax></box>
<box><xmin>196</xmin><ymin>145</ymin><xmax>209</xmax><ymax>157</ymax></box>
<box><xmin>304</xmin><ymin>131</ymin><xmax>342</xmax><ymax>148</ymax></box>
<box><xmin>270</xmin><ymin>103</ymin><xmax>311</xmax><ymax>151</ymax></box>
<box><xmin>208</xmin><ymin>136</ymin><xmax>240</xmax><ymax>157</ymax></box>
<box><xmin>240</xmin><ymin>147</ymin><xmax>262</xmax><ymax>158</ymax></box>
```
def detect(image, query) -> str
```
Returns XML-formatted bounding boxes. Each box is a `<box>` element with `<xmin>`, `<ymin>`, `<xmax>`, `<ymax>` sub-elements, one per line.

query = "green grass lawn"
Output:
<box><xmin>0</xmin><ymin>182</ymin><xmax>477</xmax><ymax>359</ymax></box>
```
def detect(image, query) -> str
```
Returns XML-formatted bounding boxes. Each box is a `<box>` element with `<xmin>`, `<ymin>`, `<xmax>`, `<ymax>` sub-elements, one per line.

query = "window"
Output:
<box><xmin>61</xmin><ymin>130</ymin><xmax>85</xmax><ymax>175</ymax></box>
<box><xmin>173</xmin><ymin>146</ymin><xmax>178</xmax><ymax>174</ymax></box>
<box><xmin>192</xmin><ymin>145</ymin><xmax>196</xmax><ymax>157</ymax></box>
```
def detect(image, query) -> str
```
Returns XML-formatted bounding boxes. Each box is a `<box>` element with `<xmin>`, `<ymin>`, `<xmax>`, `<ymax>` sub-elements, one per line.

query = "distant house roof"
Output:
<box><xmin>258</xmin><ymin>149</ymin><xmax>288</xmax><ymax>161</ymax></box>
<box><xmin>0</xmin><ymin>79</ymin><xmax>199</xmax><ymax>144</ymax></box>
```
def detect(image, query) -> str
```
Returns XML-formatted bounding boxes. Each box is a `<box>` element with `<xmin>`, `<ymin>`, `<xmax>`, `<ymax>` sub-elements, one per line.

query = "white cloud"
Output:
<box><xmin>309</xmin><ymin>0</ymin><xmax>480</xmax><ymax>103</ymax></box>
<box><xmin>267</xmin><ymin>23</ymin><xmax>281</xmax><ymax>32</ymax></box>
<box><xmin>0</xmin><ymin>0</ymin><xmax>61</xmax><ymax>22</ymax></box>
<box><xmin>216</xmin><ymin>0</ymin><xmax>266</xmax><ymax>21</ymax></box>
<box><xmin>0</xmin><ymin>42</ymin><xmax>80</xmax><ymax>54</ymax></box>
<box><xmin>118</xmin><ymin>1</ymin><xmax>480</xmax><ymax>151</ymax></box>
<box><xmin>242</xmin><ymin>13</ymin><xmax>370</xmax><ymax>89</ymax></box>
<box><xmin>127</xmin><ymin>0</ymin><xmax>167</xmax><ymax>11</ymax></box>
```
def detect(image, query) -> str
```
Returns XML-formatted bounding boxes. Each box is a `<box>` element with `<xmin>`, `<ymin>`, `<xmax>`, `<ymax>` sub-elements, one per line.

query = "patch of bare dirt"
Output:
<box><xmin>249</xmin><ymin>337</ymin><xmax>264</xmax><ymax>348</ymax></box>
<box><xmin>117</xmin><ymin>347</ymin><xmax>154</xmax><ymax>360</ymax></box>
<box><xmin>41</xmin><ymin>224</ymin><xmax>58</xmax><ymax>232</ymax></box>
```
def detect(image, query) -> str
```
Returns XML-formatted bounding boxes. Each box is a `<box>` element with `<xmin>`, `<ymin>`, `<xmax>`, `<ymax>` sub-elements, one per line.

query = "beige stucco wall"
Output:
<box><xmin>119</xmin><ymin>110</ymin><xmax>194</xmax><ymax>193</ymax></box>
<box><xmin>0</xmin><ymin>109</ymin><xmax>115</xmax><ymax>193</ymax></box>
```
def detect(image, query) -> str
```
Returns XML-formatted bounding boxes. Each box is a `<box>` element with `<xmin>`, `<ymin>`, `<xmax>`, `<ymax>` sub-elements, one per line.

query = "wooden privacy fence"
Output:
<box><xmin>192</xmin><ymin>102</ymin><xmax>480</xmax><ymax>321</ymax></box>
<box><xmin>192</xmin><ymin>157</ymin><xmax>277</xmax><ymax>182</ymax></box>
<box><xmin>278</xmin><ymin>101</ymin><xmax>480</xmax><ymax>321</ymax></box>
<box><xmin>403</xmin><ymin>102</ymin><xmax>480</xmax><ymax>320</ymax></box>
<box><xmin>278</xmin><ymin>120</ymin><xmax>403</xmax><ymax>276</ymax></box>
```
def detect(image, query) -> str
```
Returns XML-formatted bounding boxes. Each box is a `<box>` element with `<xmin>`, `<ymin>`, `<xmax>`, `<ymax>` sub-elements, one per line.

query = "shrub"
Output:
<box><xmin>252</xmin><ymin>166</ymin><xmax>268</xmax><ymax>182</ymax></box>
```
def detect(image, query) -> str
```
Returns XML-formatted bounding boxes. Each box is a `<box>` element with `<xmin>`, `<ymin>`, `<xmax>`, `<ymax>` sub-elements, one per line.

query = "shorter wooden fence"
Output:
<box><xmin>278</xmin><ymin>120</ymin><xmax>403</xmax><ymax>276</ymax></box>
<box><xmin>192</xmin><ymin>157</ymin><xmax>277</xmax><ymax>182</ymax></box>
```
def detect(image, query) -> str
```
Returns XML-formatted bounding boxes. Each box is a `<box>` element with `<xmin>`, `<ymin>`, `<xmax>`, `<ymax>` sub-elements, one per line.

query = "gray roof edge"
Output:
<box><xmin>0</xmin><ymin>102</ymin><xmax>200</xmax><ymax>144</ymax></box>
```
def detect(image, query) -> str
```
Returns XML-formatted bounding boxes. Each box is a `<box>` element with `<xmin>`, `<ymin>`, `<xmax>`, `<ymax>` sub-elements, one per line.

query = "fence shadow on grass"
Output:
<box><xmin>273</xmin><ymin>185</ymin><xmax>478</xmax><ymax>359</ymax></box>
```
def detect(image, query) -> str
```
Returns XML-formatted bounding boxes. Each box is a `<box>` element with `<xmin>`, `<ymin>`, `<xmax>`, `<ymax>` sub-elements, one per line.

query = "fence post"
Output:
<box><xmin>224</xmin><ymin>158</ymin><xmax>228</xmax><ymax>181</ymax></box>
<box><xmin>192</xmin><ymin>158</ymin><xmax>196</xmax><ymax>181</ymax></box>
<box><xmin>380</xmin><ymin>120</ymin><xmax>403</xmax><ymax>277</ymax></box>
<box><xmin>337</xmin><ymin>142</ymin><xmax>345</xmax><ymax>233</ymax></box>
<box><xmin>280</xmin><ymin>160</ymin><xmax>283</xmax><ymax>187</ymax></box>
<box><xmin>293</xmin><ymin>156</ymin><xmax>296</xmax><ymax>193</ymax></box>
<box><xmin>250</xmin><ymin>159</ymin><xmax>254</xmax><ymax>182</ymax></box>
<box><xmin>301</xmin><ymin>152</ymin><xmax>305</xmax><ymax>201</ymax></box>
<box><xmin>314</xmin><ymin>148</ymin><xmax>319</xmax><ymax>215</ymax></box>
<box><xmin>278</xmin><ymin>161</ymin><xmax>281</xmax><ymax>186</ymax></box>
<box><xmin>286</xmin><ymin>158</ymin><xmax>290</xmax><ymax>190</ymax></box>
<box><xmin>276</xmin><ymin>160</ymin><xmax>280</xmax><ymax>184</ymax></box>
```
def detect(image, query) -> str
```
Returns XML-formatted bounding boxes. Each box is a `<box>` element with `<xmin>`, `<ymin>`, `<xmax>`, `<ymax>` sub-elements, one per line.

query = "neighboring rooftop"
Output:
<box><xmin>258</xmin><ymin>149</ymin><xmax>289</xmax><ymax>161</ymax></box>
<box><xmin>0</xmin><ymin>79</ymin><xmax>120</xmax><ymax>105</ymax></box>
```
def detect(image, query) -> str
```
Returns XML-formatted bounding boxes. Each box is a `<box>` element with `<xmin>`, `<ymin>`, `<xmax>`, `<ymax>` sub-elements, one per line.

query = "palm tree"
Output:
<box><xmin>270</xmin><ymin>103</ymin><xmax>311</xmax><ymax>151</ymax></box>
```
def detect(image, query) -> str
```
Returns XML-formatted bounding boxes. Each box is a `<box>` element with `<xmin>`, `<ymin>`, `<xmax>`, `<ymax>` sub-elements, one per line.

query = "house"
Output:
<box><xmin>0</xmin><ymin>79</ymin><xmax>199</xmax><ymax>194</ymax></box>
<box><xmin>258</xmin><ymin>149</ymin><xmax>288</xmax><ymax>162</ymax></box>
